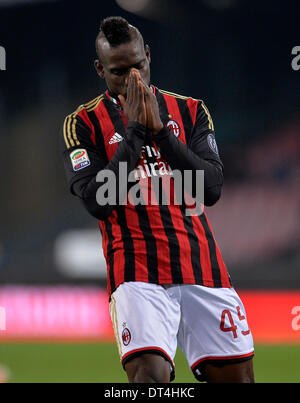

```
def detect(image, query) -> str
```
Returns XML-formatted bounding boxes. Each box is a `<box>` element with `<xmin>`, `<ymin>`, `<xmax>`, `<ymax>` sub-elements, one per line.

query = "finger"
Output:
<box><xmin>118</xmin><ymin>94</ymin><xmax>126</xmax><ymax>110</ymax></box>
<box><xmin>140</xmin><ymin>81</ymin><xmax>147</xmax><ymax>97</ymax></box>
<box><xmin>131</xmin><ymin>70</ymin><xmax>141</xmax><ymax>105</ymax></box>
<box><xmin>138</xmin><ymin>81</ymin><xmax>145</xmax><ymax>104</ymax></box>
<box><xmin>136</xmin><ymin>71</ymin><xmax>148</xmax><ymax>87</ymax></box>
<box><xmin>129</xmin><ymin>68</ymin><xmax>139</xmax><ymax>84</ymax></box>
<box><xmin>132</xmin><ymin>69</ymin><xmax>140</xmax><ymax>86</ymax></box>
<box><xmin>126</xmin><ymin>72</ymin><xmax>134</xmax><ymax>104</ymax></box>
<box><xmin>138</xmin><ymin>81</ymin><xmax>146</xmax><ymax>123</ymax></box>
<box><xmin>140</xmin><ymin>80</ymin><xmax>152</xmax><ymax>98</ymax></box>
<box><xmin>131</xmin><ymin>68</ymin><xmax>140</xmax><ymax>78</ymax></box>
<box><xmin>131</xmin><ymin>69</ymin><xmax>143</xmax><ymax>89</ymax></box>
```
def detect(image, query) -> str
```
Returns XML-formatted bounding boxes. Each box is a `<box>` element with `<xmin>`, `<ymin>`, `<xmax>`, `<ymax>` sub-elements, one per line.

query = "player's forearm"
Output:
<box><xmin>154</xmin><ymin>127</ymin><xmax>223</xmax><ymax>206</ymax></box>
<box><xmin>73</xmin><ymin>122</ymin><xmax>146</xmax><ymax>220</ymax></box>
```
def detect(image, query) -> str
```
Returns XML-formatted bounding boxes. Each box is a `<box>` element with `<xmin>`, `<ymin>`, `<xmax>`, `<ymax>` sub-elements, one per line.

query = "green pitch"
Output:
<box><xmin>0</xmin><ymin>342</ymin><xmax>299</xmax><ymax>383</ymax></box>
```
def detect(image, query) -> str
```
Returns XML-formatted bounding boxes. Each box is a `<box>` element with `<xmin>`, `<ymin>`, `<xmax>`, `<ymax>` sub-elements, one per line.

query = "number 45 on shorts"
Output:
<box><xmin>220</xmin><ymin>306</ymin><xmax>250</xmax><ymax>339</ymax></box>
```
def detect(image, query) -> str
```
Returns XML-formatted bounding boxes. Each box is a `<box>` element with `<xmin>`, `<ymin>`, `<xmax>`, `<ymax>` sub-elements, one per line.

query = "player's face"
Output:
<box><xmin>95</xmin><ymin>39</ymin><xmax>151</xmax><ymax>98</ymax></box>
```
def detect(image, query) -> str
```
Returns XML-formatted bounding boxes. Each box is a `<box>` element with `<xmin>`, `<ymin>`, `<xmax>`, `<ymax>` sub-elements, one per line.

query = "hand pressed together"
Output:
<box><xmin>118</xmin><ymin>69</ymin><xmax>163</xmax><ymax>135</ymax></box>
<box><xmin>118</xmin><ymin>69</ymin><xmax>147</xmax><ymax>127</ymax></box>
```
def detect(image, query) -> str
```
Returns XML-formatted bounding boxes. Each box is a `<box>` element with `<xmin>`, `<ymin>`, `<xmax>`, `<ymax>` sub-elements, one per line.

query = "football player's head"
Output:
<box><xmin>94</xmin><ymin>16</ymin><xmax>151</xmax><ymax>97</ymax></box>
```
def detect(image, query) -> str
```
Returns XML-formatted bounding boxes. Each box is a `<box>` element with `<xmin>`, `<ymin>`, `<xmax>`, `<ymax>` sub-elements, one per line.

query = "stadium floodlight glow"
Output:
<box><xmin>115</xmin><ymin>0</ymin><xmax>181</xmax><ymax>21</ymax></box>
<box><xmin>54</xmin><ymin>229</ymin><xmax>107</xmax><ymax>278</ymax></box>
<box><xmin>115</xmin><ymin>0</ymin><xmax>152</xmax><ymax>14</ymax></box>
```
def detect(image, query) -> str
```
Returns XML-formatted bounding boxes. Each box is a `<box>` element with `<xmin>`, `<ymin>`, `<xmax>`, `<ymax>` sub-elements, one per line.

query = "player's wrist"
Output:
<box><xmin>152</xmin><ymin>125</ymin><xmax>169</xmax><ymax>140</ymax></box>
<box><xmin>151</xmin><ymin>122</ymin><xmax>164</xmax><ymax>135</ymax></box>
<box><xmin>127</xmin><ymin>121</ymin><xmax>148</xmax><ymax>139</ymax></box>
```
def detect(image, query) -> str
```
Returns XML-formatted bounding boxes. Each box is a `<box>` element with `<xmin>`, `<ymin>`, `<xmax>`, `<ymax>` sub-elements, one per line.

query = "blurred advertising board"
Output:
<box><xmin>0</xmin><ymin>286</ymin><xmax>113</xmax><ymax>341</ymax></box>
<box><xmin>239</xmin><ymin>291</ymin><xmax>300</xmax><ymax>343</ymax></box>
<box><xmin>0</xmin><ymin>286</ymin><xmax>299</xmax><ymax>343</ymax></box>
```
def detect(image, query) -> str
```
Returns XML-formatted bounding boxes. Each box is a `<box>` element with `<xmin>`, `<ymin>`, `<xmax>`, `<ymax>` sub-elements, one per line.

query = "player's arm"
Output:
<box><xmin>61</xmin><ymin>117</ymin><xmax>146</xmax><ymax>220</ymax></box>
<box><xmin>61</xmin><ymin>72</ymin><xmax>147</xmax><ymax>221</ymax></box>
<box><xmin>152</xmin><ymin>99</ymin><xmax>223</xmax><ymax>206</ymax></box>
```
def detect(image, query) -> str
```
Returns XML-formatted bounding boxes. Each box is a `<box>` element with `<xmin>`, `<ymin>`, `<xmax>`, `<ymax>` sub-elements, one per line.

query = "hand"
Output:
<box><xmin>141</xmin><ymin>81</ymin><xmax>163</xmax><ymax>135</ymax></box>
<box><xmin>118</xmin><ymin>69</ymin><xmax>147</xmax><ymax>127</ymax></box>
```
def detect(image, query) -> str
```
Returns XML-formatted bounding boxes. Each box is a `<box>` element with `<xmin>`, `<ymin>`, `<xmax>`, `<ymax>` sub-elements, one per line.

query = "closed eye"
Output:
<box><xmin>111</xmin><ymin>68</ymin><xmax>128</xmax><ymax>76</ymax></box>
<box><xmin>110</xmin><ymin>60</ymin><xmax>146</xmax><ymax>76</ymax></box>
<box><xmin>134</xmin><ymin>61</ymin><xmax>146</xmax><ymax>70</ymax></box>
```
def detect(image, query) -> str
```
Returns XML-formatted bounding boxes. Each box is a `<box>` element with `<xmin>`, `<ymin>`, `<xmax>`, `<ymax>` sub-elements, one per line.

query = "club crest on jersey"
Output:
<box><xmin>70</xmin><ymin>148</ymin><xmax>91</xmax><ymax>171</ymax></box>
<box><xmin>207</xmin><ymin>133</ymin><xmax>219</xmax><ymax>155</ymax></box>
<box><xmin>167</xmin><ymin>119</ymin><xmax>181</xmax><ymax>137</ymax></box>
<box><xmin>122</xmin><ymin>328</ymin><xmax>131</xmax><ymax>346</ymax></box>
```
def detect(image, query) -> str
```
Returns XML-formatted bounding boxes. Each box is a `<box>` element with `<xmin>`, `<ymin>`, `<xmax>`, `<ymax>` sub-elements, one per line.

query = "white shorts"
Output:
<box><xmin>109</xmin><ymin>282</ymin><xmax>254</xmax><ymax>381</ymax></box>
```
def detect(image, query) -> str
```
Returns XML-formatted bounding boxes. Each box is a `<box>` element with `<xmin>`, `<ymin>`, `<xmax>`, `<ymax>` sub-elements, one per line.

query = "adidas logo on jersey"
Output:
<box><xmin>109</xmin><ymin>132</ymin><xmax>123</xmax><ymax>144</ymax></box>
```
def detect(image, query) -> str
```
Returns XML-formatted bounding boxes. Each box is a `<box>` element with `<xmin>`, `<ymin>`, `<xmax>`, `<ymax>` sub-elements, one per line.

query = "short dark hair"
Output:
<box><xmin>99</xmin><ymin>16</ymin><xmax>132</xmax><ymax>47</ymax></box>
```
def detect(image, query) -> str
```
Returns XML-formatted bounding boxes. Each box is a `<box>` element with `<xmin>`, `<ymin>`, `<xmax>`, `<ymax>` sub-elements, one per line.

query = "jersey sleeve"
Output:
<box><xmin>188</xmin><ymin>100</ymin><xmax>223</xmax><ymax>169</ymax></box>
<box><xmin>153</xmin><ymin>98</ymin><xmax>224</xmax><ymax>206</ymax></box>
<box><xmin>60</xmin><ymin>112</ymin><xmax>105</xmax><ymax>194</ymax></box>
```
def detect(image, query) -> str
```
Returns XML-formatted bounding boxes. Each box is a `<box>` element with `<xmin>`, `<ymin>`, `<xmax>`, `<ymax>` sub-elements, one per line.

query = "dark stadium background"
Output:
<box><xmin>0</xmin><ymin>0</ymin><xmax>299</xmax><ymax>383</ymax></box>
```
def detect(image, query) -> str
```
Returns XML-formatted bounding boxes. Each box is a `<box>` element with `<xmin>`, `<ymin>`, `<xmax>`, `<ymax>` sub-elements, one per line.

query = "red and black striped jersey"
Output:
<box><xmin>61</xmin><ymin>86</ymin><xmax>231</xmax><ymax>296</ymax></box>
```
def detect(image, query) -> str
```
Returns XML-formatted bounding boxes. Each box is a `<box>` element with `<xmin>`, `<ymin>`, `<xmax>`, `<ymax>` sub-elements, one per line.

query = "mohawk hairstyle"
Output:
<box><xmin>100</xmin><ymin>16</ymin><xmax>132</xmax><ymax>47</ymax></box>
